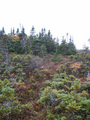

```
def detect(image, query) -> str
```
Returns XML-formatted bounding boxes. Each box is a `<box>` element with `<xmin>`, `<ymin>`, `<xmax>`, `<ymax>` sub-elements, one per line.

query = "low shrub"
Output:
<box><xmin>38</xmin><ymin>73</ymin><xmax>90</xmax><ymax>119</ymax></box>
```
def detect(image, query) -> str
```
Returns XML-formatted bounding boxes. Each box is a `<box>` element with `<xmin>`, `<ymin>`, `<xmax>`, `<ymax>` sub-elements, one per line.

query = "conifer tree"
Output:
<box><xmin>2</xmin><ymin>34</ymin><xmax>9</xmax><ymax>70</ymax></box>
<box><xmin>0</xmin><ymin>30</ymin><xmax>9</xmax><ymax>71</ymax></box>
<box><xmin>30</xmin><ymin>26</ymin><xmax>35</xmax><ymax>38</ymax></box>
<box><xmin>16</xmin><ymin>28</ymin><xmax>19</xmax><ymax>34</ymax></box>
<box><xmin>21</xmin><ymin>27</ymin><xmax>27</xmax><ymax>54</ymax></box>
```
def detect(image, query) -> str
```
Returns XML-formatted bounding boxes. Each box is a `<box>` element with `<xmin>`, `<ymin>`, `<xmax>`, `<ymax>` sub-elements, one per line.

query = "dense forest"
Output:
<box><xmin>0</xmin><ymin>27</ymin><xmax>90</xmax><ymax>120</ymax></box>
<box><xmin>0</xmin><ymin>26</ymin><xmax>77</xmax><ymax>55</ymax></box>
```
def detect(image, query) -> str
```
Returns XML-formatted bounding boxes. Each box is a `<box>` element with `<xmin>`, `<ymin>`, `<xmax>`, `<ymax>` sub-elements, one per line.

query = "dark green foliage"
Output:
<box><xmin>8</xmin><ymin>38</ymin><xmax>23</xmax><ymax>54</ymax></box>
<box><xmin>31</xmin><ymin>39</ymin><xmax>44</xmax><ymax>56</ymax></box>
<box><xmin>57</xmin><ymin>40</ymin><xmax>77</xmax><ymax>55</ymax></box>
<box><xmin>30</xmin><ymin>29</ymin><xmax>56</xmax><ymax>55</ymax></box>
<box><xmin>67</xmin><ymin>42</ymin><xmax>77</xmax><ymax>55</ymax></box>
<box><xmin>0</xmin><ymin>27</ymin><xmax>77</xmax><ymax>56</ymax></box>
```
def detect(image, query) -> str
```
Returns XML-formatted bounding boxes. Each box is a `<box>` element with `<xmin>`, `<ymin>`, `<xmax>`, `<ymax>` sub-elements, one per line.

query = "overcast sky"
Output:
<box><xmin>0</xmin><ymin>0</ymin><xmax>90</xmax><ymax>49</ymax></box>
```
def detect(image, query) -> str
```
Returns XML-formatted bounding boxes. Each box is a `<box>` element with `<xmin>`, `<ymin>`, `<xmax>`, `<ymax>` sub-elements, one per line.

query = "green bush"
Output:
<box><xmin>51</xmin><ymin>56</ymin><xmax>62</xmax><ymax>62</ymax></box>
<box><xmin>0</xmin><ymin>79</ymin><xmax>30</xmax><ymax>119</ymax></box>
<box><xmin>57</xmin><ymin>40</ymin><xmax>77</xmax><ymax>55</ymax></box>
<box><xmin>38</xmin><ymin>74</ymin><xmax>90</xmax><ymax>119</ymax></box>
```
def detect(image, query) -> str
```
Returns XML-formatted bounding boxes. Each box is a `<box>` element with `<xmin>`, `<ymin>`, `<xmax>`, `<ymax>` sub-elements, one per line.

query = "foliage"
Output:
<box><xmin>51</xmin><ymin>55</ymin><xmax>62</xmax><ymax>62</ymax></box>
<box><xmin>0</xmin><ymin>79</ymin><xmax>30</xmax><ymax>119</ymax></box>
<box><xmin>57</xmin><ymin>40</ymin><xmax>77</xmax><ymax>55</ymax></box>
<box><xmin>0</xmin><ymin>27</ymin><xmax>77</xmax><ymax>56</ymax></box>
<box><xmin>0</xmin><ymin>27</ymin><xmax>90</xmax><ymax>119</ymax></box>
<box><xmin>38</xmin><ymin>73</ymin><xmax>90</xmax><ymax>119</ymax></box>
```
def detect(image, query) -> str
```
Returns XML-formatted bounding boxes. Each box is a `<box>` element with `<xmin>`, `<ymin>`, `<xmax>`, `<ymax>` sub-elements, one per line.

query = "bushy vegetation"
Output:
<box><xmin>0</xmin><ymin>79</ymin><xmax>31</xmax><ymax>119</ymax></box>
<box><xmin>51</xmin><ymin>55</ymin><xmax>63</xmax><ymax>62</ymax></box>
<box><xmin>0</xmin><ymin>27</ymin><xmax>77</xmax><ymax>56</ymax></box>
<box><xmin>57</xmin><ymin>40</ymin><xmax>77</xmax><ymax>55</ymax></box>
<box><xmin>0</xmin><ymin>52</ymin><xmax>46</xmax><ymax>119</ymax></box>
<box><xmin>0</xmin><ymin>27</ymin><xmax>90</xmax><ymax>119</ymax></box>
<box><xmin>0</xmin><ymin>51</ymin><xmax>89</xmax><ymax>119</ymax></box>
<box><xmin>38</xmin><ymin>73</ymin><xmax>90</xmax><ymax>120</ymax></box>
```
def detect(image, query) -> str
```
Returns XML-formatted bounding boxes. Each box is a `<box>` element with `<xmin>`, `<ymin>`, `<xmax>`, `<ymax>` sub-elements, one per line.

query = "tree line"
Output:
<box><xmin>0</xmin><ymin>26</ymin><xmax>77</xmax><ymax>56</ymax></box>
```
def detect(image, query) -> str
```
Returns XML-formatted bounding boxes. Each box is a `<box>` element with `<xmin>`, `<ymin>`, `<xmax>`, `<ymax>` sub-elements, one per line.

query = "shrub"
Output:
<box><xmin>0</xmin><ymin>79</ymin><xmax>30</xmax><ymax>119</ymax></box>
<box><xmin>51</xmin><ymin>56</ymin><xmax>62</xmax><ymax>62</ymax></box>
<box><xmin>38</xmin><ymin>74</ymin><xmax>90</xmax><ymax>119</ymax></box>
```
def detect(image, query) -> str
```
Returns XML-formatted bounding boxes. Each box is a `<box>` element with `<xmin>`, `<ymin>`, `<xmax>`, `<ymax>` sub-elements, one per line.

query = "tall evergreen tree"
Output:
<box><xmin>16</xmin><ymin>28</ymin><xmax>19</xmax><ymax>34</ymax></box>
<box><xmin>21</xmin><ymin>27</ymin><xmax>27</xmax><ymax>54</ymax></box>
<box><xmin>1</xmin><ymin>34</ymin><xmax>9</xmax><ymax>70</ymax></box>
<box><xmin>30</xmin><ymin>26</ymin><xmax>35</xmax><ymax>38</ymax></box>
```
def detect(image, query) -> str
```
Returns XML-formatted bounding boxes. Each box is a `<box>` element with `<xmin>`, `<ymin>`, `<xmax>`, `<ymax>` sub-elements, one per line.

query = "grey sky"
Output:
<box><xmin>0</xmin><ymin>0</ymin><xmax>90</xmax><ymax>49</ymax></box>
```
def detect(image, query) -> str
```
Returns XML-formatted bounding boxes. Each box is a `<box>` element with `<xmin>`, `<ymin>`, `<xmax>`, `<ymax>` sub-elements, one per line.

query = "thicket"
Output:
<box><xmin>0</xmin><ymin>27</ymin><xmax>77</xmax><ymax>56</ymax></box>
<box><xmin>0</xmin><ymin>52</ymin><xmax>46</xmax><ymax>119</ymax></box>
<box><xmin>0</xmin><ymin>27</ymin><xmax>89</xmax><ymax>119</ymax></box>
<box><xmin>57</xmin><ymin>40</ymin><xmax>77</xmax><ymax>55</ymax></box>
<box><xmin>37</xmin><ymin>51</ymin><xmax>90</xmax><ymax>120</ymax></box>
<box><xmin>0</xmin><ymin>52</ymin><xmax>90</xmax><ymax>119</ymax></box>
<box><xmin>0</xmin><ymin>79</ymin><xmax>31</xmax><ymax>119</ymax></box>
<box><xmin>38</xmin><ymin>73</ymin><xmax>90</xmax><ymax>120</ymax></box>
